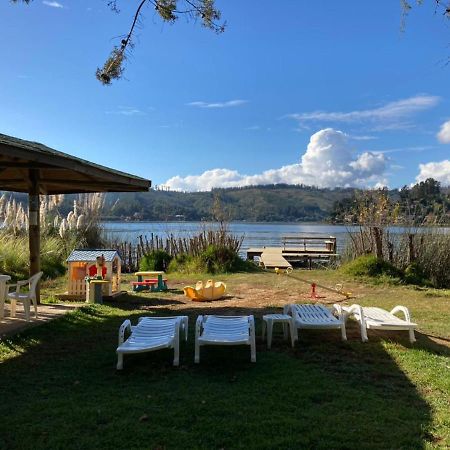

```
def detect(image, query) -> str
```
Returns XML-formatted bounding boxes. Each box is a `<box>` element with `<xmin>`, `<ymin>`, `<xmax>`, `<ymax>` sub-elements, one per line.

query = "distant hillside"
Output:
<box><xmin>5</xmin><ymin>180</ymin><xmax>449</xmax><ymax>223</ymax></box>
<box><xmin>2</xmin><ymin>184</ymin><xmax>358</xmax><ymax>222</ymax></box>
<box><xmin>101</xmin><ymin>184</ymin><xmax>358</xmax><ymax>222</ymax></box>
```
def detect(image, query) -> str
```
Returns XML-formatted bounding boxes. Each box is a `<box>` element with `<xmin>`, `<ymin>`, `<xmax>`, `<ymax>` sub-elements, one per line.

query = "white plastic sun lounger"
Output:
<box><xmin>341</xmin><ymin>304</ymin><xmax>417</xmax><ymax>343</ymax></box>
<box><xmin>195</xmin><ymin>315</ymin><xmax>256</xmax><ymax>363</ymax></box>
<box><xmin>116</xmin><ymin>316</ymin><xmax>188</xmax><ymax>369</ymax></box>
<box><xmin>284</xmin><ymin>303</ymin><xmax>347</xmax><ymax>344</ymax></box>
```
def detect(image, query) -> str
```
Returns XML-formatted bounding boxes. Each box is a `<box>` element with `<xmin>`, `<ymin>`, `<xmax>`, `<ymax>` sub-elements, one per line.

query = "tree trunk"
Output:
<box><xmin>408</xmin><ymin>234</ymin><xmax>416</xmax><ymax>264</ymax></box>
<box><xmin>372</xmin><ymin>226</ymin><xmax>383</xmax><ymax>260</ymax></box>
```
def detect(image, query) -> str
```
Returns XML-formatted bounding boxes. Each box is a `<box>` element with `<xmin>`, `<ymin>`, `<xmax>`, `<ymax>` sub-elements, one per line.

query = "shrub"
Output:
<box><xmin>200</xmin><ymin>245</ymin><xmax>240</xmax><ymax>274</ymax></box>
<box><xmin>139</xmin><ymin>250</ymin><xmax>172</xmax><ymax>272</ymax></box>
<box><xmin>403</xmin><ymin>262</ymin><xmax>429</xmax><ymax>286</ymax></box>
<box><xmin>167</xmin><ymin>246</ymin><xmax>258</xmax><ymax>274</ymax></box>
<box><xmin>168</xmin><ymin>254</ymin><xmax>205</xmax><ymax>274</ymax></box>
<box><xmin>342</xmin><ymin>254</ymin><xmax>402</xmax><ymax>279</ymax></box>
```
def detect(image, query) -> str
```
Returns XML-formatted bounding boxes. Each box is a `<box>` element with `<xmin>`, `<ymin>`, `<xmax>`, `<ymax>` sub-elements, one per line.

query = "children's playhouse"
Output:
<box><xmin>62</xmin><ymin>249</ymin><xmax>122</xmax><ymax>299</ymax></box>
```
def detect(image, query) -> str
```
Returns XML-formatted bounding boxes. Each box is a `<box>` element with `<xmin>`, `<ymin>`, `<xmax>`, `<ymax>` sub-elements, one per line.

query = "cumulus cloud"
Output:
<box><xmin>349</xmin><ymin>152</ymin><xmax>386</xmax><ymax>173</ymax></box>
<box><xmin>416</xmin><ymin>160</ymin><xmax>450</xmax><ymax>186</ymax></box>
<box><xmin>165</xmin><ymin>128</ymin><xmax>388</xmax><ymax>191</ymax></box>
<box><xmin>187</xmin><ymin>100</ymin><xmax>247</xmax><ymax>109</ymax></box>
<box><xmin>43</xmin><ymin>1</ymin><xmax>64</xmax><ymax>8</ymax></box>
<box><xmin>285</xmin><ymin>95</ymin><xmax>440</xmax><ymax>130</ymax></box>
<box><xmin>437</xmin><ymin>120</ymin><xmax>450</xmax><ymax>143</ymax></box>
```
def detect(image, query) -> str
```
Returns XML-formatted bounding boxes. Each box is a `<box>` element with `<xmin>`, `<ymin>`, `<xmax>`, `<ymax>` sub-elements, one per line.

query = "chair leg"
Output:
<box><xmin>194</xmin><ymin>341</ymin><xmax>200</xmax><ymax>363</ymax></box>
<box><xmin>267</xmin><ymin>320</ymin><xmax>273</xmax><ymax>349</ymax></box>
<box><xmin>290</xmin><ymin>320</ymin><xmax>298</xmax><ymax>346</ymax></box>
<box><xmin>10</xmin><ymin>300</ymin><xmax>16</xmax><ymax>318</ymax></box>
<box><xmin>33</xmin><ymin>298</ymin><xmax>38</xmax><ymax>319</ymax></box>
<box><xmin>409</xmin><ymin>328</ymin><xmax>416</xmax><ymax>343</ymax></box>
<box><xmin>24</xmin><ymin>300</ymin><xmax>31</xmax><ymax>322</ymax></box>
<box><xmin>0</xmin><ymin>298</ymin><xmax>4</xmax><ymax>320</ymax></box>
<box><xmin>184</xmin><ymin>318</ymin><xmax>189</xmax><ymax>342</ymax></box>
<box><xmin>360</xmin><ymin>322</ymin><xmax>369</xmax><ymax>342</ymax></box>
<box><xmin>116</xmin><ymin>353</ymin><xmax>124</xmax><ymax>370</ymax></box>
<box><xmin>250</xmin><ymin>334</ymin><xmax>256</xmax><ymax>363</ymax></box>
<box><xmin>340</xmin><ymin>323</ymin><xmax>347</xmax><ymax>341</ymax></box>
<box><xmin>173</xmin><ymin>341</ymin><xmax>180</xmax><ymax>366</ymax></box>
<box><xmin>289</xmin><ymin>322</ymin><xmax>296</xmax><ymax>348</ymax></box>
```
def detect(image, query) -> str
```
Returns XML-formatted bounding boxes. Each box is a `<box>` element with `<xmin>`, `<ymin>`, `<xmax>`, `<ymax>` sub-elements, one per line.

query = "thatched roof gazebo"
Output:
<box><xmin>0</xmin><ymin>133</ymin><xmax>151</xmax><ymax>301</ymax></box>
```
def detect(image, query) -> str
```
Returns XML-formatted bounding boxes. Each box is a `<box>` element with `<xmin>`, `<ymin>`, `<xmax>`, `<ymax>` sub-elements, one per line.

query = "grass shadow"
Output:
<box><xmin>0</xmin><ymin>299</ymin><xmax>445</xmax><ymax>448</ymax></box>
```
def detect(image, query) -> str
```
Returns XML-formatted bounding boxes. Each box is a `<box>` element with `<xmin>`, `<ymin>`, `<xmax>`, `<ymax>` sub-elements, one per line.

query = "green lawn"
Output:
<box><xmin>0</xmin><ymin>271</ymin><xmax>449</xmax><ymax>449</ymax></box>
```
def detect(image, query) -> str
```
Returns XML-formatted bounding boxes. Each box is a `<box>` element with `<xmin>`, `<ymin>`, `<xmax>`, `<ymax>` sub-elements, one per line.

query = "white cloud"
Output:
<box><xmin>416</xmin><ymin>160</ymin><xmax>450</xmax><ymax>185</ymax></box>
<box><xmin>165</xmin><ymin>128</ymin><xmax>388</xmax><ymax>191</ymax></box>
<box><xmin>43</xmin><ymin>1</ymin><xmax>64</xmax><ymax>8</ymax></box>
<box><xmin>187</xmin><ymin>100</ymin><xmax>248</xmax><ymax>109</ymax></box>
<box><xmin>105</xmin><ymin>106</ymin><xmax>144</xmax><ymax>116</ymax></box>
<box><xmin>375</xmin><ymin>145</ymin><xmax>433</xmax><ymax>155</ymax></box>
<box><xmin>349</xmin><ymin>152</ymin><xmax>386</xmax><ymax>173</ymax></box>
<box><xmin>286</xmin><ymin>95</ymin><xmax>440</xmax><ymax>130</ymax></box>
<box><xmin>437</xmin><ymin>120</ymin><xmax>450</xmax><ymax>143</ymax></box>
<box><xmin>349</xmin><ymin>135</ymin><xmax>378</xmax><ymax>141</ymax></box>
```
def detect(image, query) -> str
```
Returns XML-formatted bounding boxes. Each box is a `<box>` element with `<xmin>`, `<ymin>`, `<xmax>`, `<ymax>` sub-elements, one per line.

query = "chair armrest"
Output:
<box><xmin>173</xmin><ymin>317</ymin><xmax>180</xmax><ymax>343</ymax></box>
<box><xmin>12</xmin><ymin>279</ymin><xmax>29</xmax><ymax>293</ymax></box>
<box><xmin>6</xmin><ymin>283</ymin><xmax>18</xmax><ymax>292</ymax></box>
<box><xmin>248</xmin><ymin>315</ymin><xmax>255</xmax><ymax>336</ymax></box>
<box><xmin>180</xmin><ymin>316</ymin><xmax>189</xmax><ymax>340</ymax></box>
<box><xmin>195</xmin><ymin>315</ymin><xmax>204</xmax><ymax>338</ymax></box>
<box><xmin>341</xmin><ymin>304</ymin><xmax>363</xmax><ymax>319</ymax></box>
<box><xmin>390</xmin><ymin>305</ymin><xmax>411</xmax><ymax>323</ymax></box>
<box><xmin>118</xmin><ymin>319</ymin><xmax>132</xmax><ymax>346</ymax></box>
<box><xmin>331</xmin><ymin>303</ymin><xmax>344</xmax><ymax>321</ymax></box>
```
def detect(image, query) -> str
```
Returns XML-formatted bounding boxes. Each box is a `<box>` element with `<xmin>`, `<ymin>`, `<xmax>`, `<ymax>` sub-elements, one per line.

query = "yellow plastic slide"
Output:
<box><xmin>183</xmin><ymin>280</ymin><xmax>227</xmax><ymax>301</ymax></box>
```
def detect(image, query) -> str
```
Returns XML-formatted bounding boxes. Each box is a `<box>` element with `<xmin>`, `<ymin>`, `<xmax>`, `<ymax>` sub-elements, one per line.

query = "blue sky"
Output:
<box><xmin>1</xmin><ymin>0</ymin><xmax>450</xmax><ymax>190</ymax></box>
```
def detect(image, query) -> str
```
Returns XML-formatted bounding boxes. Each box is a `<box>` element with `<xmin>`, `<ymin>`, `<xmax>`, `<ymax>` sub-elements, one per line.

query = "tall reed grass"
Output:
<box><xmin>343</xmin><ymin>189</ymin><xmax>450</xmax><ymax>287</ymax></box>
<box><xmin>0</xmin><ymin>193</ymin><xmax>106</xmax><ymax>279</ymax></box>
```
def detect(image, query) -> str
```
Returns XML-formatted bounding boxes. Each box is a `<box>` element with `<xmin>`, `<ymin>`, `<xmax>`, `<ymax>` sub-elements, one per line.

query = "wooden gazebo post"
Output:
<box><xmin>28</xmin><ymin>169</ymin><xmax>41</xmax><ymax>302</ymax></box>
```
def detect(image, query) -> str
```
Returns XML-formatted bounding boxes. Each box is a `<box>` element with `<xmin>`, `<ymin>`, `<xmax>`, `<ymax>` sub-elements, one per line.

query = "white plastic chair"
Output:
<box><xmin>195</xmin><ymin>315</ymin><xmax>256</xmax><ymax>363</ymax></box>
<box><xmin>284</xmin><ymin>303</ymin><xmax>347</xmax><ymax>344</ymax></box>
<box><xmin>341</xmin><ymin>304</ymin><xmax>417</xmax><ymax>343</ymax></box>
<box><xmin>116</xmin><ymin>316</ymin><xmax>188</xmax><ymax>369</ymax></box>
<box><xmin>7</xmin><ymin>272</ymin><xmax>43</xmax><ymax>321</ymax></box>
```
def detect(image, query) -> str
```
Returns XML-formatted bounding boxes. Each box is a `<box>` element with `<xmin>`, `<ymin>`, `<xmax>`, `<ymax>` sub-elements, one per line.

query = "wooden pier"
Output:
<box><xmin>247</xmin><ymin>235</ymin><xmax>338</xmax><ymax>269</ymax></box>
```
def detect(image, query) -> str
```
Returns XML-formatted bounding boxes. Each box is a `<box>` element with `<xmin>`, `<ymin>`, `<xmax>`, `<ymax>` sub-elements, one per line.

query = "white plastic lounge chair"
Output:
<box><xmin>6</xmin><ymin>272</ymin><xmax>43</xmax><ymax>321</ymax></box>
<box><xmin>116</xmin><ymin>316</ymin><xmax>188</xmax><ymax>369</ymax></box>
<box><xmin>195</xmin><ymin>315</ymin><xmax>256</xmax><ymax>363</ymax></box>
<box><xmin>341</xmin><ymin>304</ymin><xmax>417</xmax><ymax>343</ymax></box>
<box><xmin>284</xmin><ymin>303</ymin><xmax>347</xmax><ymax>344</ymax></box>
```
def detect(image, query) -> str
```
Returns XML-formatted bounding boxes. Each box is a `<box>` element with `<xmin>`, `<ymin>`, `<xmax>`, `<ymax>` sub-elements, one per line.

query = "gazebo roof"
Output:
<box><xmin>0</xmin><ymin>133</ymin><xmax>151</xmax><ymax>194</ymax></box>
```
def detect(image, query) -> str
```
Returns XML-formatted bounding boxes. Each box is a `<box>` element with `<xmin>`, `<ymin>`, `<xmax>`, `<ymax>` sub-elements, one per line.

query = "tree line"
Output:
<box><xmin>331</xmin><ymin>178</ymin><xmax>450</xmax><ymax>225</ymax></box>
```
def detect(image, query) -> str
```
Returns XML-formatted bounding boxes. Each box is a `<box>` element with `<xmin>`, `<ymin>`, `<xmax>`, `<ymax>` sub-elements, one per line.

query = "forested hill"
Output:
<box><xmin>7</xmin><ymin>181</ymin><xmax>449</xmax><ymax>223</ymax></box>
<box><xmin>101</xmin><ymin>185</ymin><xmax>357</xmax><ymax>222</ymax></box>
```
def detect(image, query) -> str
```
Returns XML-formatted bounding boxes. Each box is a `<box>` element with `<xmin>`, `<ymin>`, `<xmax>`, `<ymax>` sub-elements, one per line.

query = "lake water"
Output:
<box><xmin>103</xmin><ymin>221</ymin><xmax>450</xmax><ymax>257</ymax></box>
<box><xmin>102</xmin><ymin>221</ymin><xmax>356</xmax><ymax>255</ymax></box>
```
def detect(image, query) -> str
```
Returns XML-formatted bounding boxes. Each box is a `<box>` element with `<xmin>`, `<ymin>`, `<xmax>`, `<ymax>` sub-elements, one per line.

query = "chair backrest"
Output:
<box><xmin>134</xmin><ymin>316</ymin><xmax>179</xmax><ymax>339</ymax></box>
<box><xmin>203</xmin><ymin>315</ymin><xmax>250</xmax><ymax>331</ymax></box>
<box><xmin>293</xmin><ymin>304</ymin><xmax>337</xmax><ymax>324</ymax></box>
<box><xmin>28</xmin><ymin>271</ymin><xmax>43</xmax><ymax>297</ymax></box>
